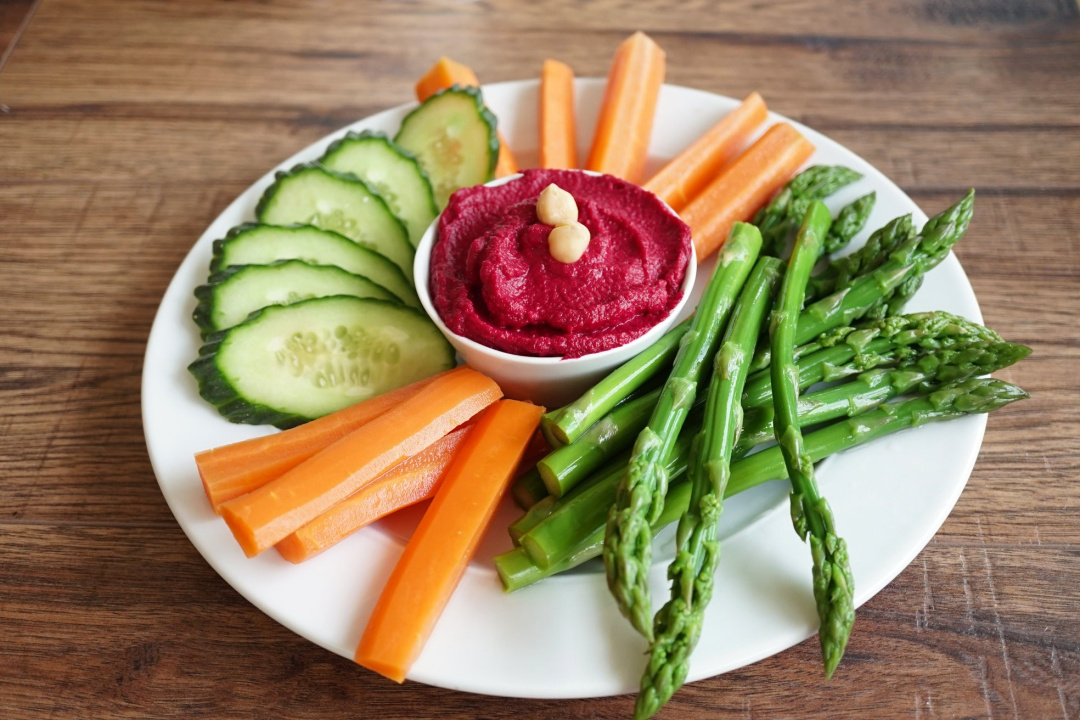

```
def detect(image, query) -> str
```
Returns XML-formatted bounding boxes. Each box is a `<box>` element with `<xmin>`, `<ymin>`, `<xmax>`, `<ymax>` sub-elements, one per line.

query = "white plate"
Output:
<box><xmin>142</xmin><ymin>79</ymin><xmax>984</xmax><ymax>698</ymax></box>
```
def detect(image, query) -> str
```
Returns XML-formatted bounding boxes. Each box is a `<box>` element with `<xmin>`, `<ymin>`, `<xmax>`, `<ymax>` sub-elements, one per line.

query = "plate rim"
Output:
<box><xmin>142</xmin><ymin>77</ymin><xmax>986</xmax><ymax>698</ymax></box>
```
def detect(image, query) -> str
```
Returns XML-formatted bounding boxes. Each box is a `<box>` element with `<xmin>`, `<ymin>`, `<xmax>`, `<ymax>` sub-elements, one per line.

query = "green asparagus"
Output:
<box><xmin>538</xmin><ymin>387</ymin><xmax>663</xmax><ymax>499</ymax></box>
<box><xmin>605</xmin><ymin>224</ymin><xmax>762</xmax><ymax>640</ymax></box>
<box><xmin>769</xmin><ymin>200</ymin><xmax>853</xmax><ymax>677</ymax></box>
<box><xmin>806</xmin><ymin>214</ymin><xmax>915</xmax><ymax>301</ymax></box>
<box><xmin>637</xmin><ymin>256</ymin><xmax>783</xmax><ymax>720</ymax></box>
<box><xmin>752</xmin><ymin>166</ymin><xmax>863</xmax><ymax>256</ymax></box>
<box><xmin>547</xmin><ymin>319</ymin><xmax>691</xmax><ymax>445</ymax></box>
<box><xmin>511</xmin><ymin>467</ymin><xmax>549</xmax><ymax>510</ymax></box>
<box><xmin>823</xmin><ymin>192</ymin><xmax>876</xmax><ymax>255</ymax></box>
<box><xmin>743</xmin><ymin>310</ymin><xmax>1005</xmax><ymax>408</ymax></box>
<box><xmin>496</xmin><ymin>378</ymin><xmax>1030</xmax><ymax>592</ymax></box>
<box><xmin>796</xmin><ymin>192</ymin><xmax>975</xmax><ymax>344</ymax></box>
<box><xmin>737</xmin><ymin>339</ymin><xmax>1031</xmax><ymax>451</ymax></box>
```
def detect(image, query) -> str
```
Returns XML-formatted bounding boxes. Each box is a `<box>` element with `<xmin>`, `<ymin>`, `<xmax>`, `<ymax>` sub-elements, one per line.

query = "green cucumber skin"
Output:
<box><xmin>255</xmin><ymin>163</ymin><xmax>414</xmax><ymax>277</ymax></box>
<box><xmin>209</xmin><ymin>223</ymin><xmax>419</xmax><ymax>308</ymax></box>
<box><xmin>320</xmin><ymin>130</ymin><xmax>439</xmax><ymax>248</ymax></box>
<box><xmin>192</xmin><ymin>259</ymin><xmax>398</xmax><ymax>337</ymax></box>
<box><xmin>188</xmin><ymin>296</ymin><xmax>455</xmax><ymax>430</ymax></box>
<box><xmin>394</xmin><ymin>85</ymin><xmax>500</xmax><ymax>208</ymax></box>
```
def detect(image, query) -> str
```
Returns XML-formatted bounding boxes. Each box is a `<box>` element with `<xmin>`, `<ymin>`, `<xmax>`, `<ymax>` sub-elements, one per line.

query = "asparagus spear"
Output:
<box><xmin>605</xmin><ymin>224</ymin><xmax>763</xmax><ymax>640</ymax></box>
<box><xmin>532</xmin><ymin>312</ymin><xmax>1006</xmax><ymax>509</ymax></box>
<box><xmin>637</xmin><ymin>256</ymin><xmax>783</xmax><ymax>720</ymax></box>
<box><xmin>769</xmin><ymin>200</ymin><xmax>855</xmax><ymax>677</ymax></box>
<box><xmin>495</xmin><ymin>378</ymin><xmax>1030</xmax><ymax>592</ymax></box>
<box><xmin>806</xmin><ymin>214</ymin><xmax>915</xmax><ymax>301</ymax></box>
<box><xmin>538</xmin><ymin>387</ymin><xmax>663</xmax><ymax>499</ymax></box>
<box><xmin>547</xmin><ymin>319</ymin><xmax>691</xmax><ymax>446</ymax></box>
<box><xmin>737</xmin><ymin>338</ymin><xmax>1031</xmax><ymax>451</ymax></box>
<box><xmin>511</xmin><ymin>467</ymin><xmax>549</xmax><ymax>511</ymax></box>
<box><xmin>496</xmin><ymin>482</ymin><xmax>694</xmax><ymax>593</ymax></box>
<box><xmin>743</xmin><ymin>310</ymin><xmax>1004</xmax><ymax>408</ymax></box>
<box><xmin>514</xmin><ymin>335</ymin><xmax>1026</xmax><ymax>571</ymax></box>
<box><xmin>823</xmin><ymin>192</ymin><xmax>876</xmax><ymax>255</ymax></box>
<box><xmin>752</xmin><ymin>166</ymin><xmax>863</xmax><ymax>256</ymax></box>
<box><xmin>796</xmin><ymin>192</ymin><xmax>975</xmax><ymax>344</ymax></box>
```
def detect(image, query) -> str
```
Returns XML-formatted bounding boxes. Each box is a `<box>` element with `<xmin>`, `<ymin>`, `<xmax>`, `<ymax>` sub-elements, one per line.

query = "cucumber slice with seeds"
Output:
<box><xmin>211</xmin><ymin>224</ymin><xmax>419</xmax><ymax>307</ymax></box>
<box><xmin>320</xmin><ymin>131</ymin><xmax>438</xmax><ymax>248</ymax></box>
<box><xmin>193</xmin><ymin>259</ymin><xmax>397</xmax><ymax>337</ymax></box>
<box><xmin>256</xmin><ymin>164</ymin><xmax>414</xmax><ymax>277</ymax></box>
<box><xmin>188</xmin><ymin>296</ymin><xmax>455</xmax><ymax>429</ymax></box>
<box><xmin>395</xmin><ymin>85</ymin><xmax>499</xmax><ymax>208</ymax></box>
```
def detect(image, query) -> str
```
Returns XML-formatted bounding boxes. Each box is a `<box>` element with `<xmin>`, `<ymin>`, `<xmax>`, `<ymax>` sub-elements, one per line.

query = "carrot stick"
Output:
<box><xmin>643</xmin><ymin>92</ymin><xmax>769</xmax><ymax>212</ymax></box>
<box><xmin>196</xmin><ymin>373</ymin><xmax>445</xmax><ymax>514</ymax></box>
<box><xmin>355</xmin><ymin>399</ymin><xmax>544</xmax><ymax>682</ymax></box>
<box><xmin>584</xmin><ymin>31</ymin><xmax>665</xmax><ymax>184</ymax></box>
<box><xmin>415</xmin><ymin>57</ymin><xmax>519</xmax><ymax>178</ymax></box>
<box><xmin>539</xmin><ymin>59</ymin><xmax>577</xmax><ymax>170</ymax></box>
<box><xmin>415</xmin><ymin>57</ymin><xmax>480</xmax><ymax>104</ymax></box>
<box><xmin>275</xmin><ymin>423</ymin><xmax>473</xmax><ymax>564</ymax></box>
<box><xmin>680</xmin><ymin>122</ymin><xmax>815</xmax><ymax>260</ymax></box>
<box><xmin>219</xmin><ymin>367</ymin><xmax>503</xmax><ymax>557</ymax></box>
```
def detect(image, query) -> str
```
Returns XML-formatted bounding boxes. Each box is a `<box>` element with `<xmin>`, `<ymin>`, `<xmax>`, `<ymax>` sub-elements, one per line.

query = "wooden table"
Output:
<box><xmin>1</xmin><ymin>1</ymin><xmax>1077</xmax><ymax>717</ymax></box>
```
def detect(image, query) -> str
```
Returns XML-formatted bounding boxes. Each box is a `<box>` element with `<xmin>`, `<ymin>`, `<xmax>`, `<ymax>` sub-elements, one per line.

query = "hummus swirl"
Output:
<box><xmin>429</xmin><ymin>169</ymin><xmax>692</xmax><ymax>358</ymax></box>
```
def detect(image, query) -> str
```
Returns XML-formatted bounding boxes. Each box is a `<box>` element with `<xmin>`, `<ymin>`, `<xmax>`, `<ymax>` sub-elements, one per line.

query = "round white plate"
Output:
<box><xmin>142</xmin><ymin>79</ymin><xmax>984</xmax><ymax>698</ymax></box>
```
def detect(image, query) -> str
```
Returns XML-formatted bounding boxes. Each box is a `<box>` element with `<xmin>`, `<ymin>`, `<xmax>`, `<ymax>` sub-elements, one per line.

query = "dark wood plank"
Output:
<box><xmin>0</xmin><ymin>0</ymin><xmax>34</xmax><ymax>62</ymax></box>
<box><xmin>2</xmin><ymin>0</ymin><xmax>1079</xmax><ymax>127</ymax></box>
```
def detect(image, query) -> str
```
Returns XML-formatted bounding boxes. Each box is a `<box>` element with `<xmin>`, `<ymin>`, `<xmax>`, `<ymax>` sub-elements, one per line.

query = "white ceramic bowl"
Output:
<box><xmin>413</xmin><ymin>172</ymin><xmax>697</xmax><ymax>408</ymax></box>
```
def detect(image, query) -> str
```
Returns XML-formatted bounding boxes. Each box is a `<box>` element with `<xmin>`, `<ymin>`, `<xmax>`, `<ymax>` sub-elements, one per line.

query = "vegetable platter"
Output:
<box><xmin>143</xmin><ymin>41</ymin><xmax>1027</xmax><ymax>706</ymax></box>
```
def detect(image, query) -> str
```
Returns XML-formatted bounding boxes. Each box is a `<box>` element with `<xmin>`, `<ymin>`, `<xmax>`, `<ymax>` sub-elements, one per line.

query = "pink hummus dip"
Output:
<box><xmin>429</xmin><ymin>169</ymin><xmax>692</xmax><ymax>358</ymax></box>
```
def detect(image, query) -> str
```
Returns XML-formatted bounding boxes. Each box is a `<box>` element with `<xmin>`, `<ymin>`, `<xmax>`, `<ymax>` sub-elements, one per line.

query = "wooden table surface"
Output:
<box><xmin>1</xmin><ymin>1</ymin><xmax>1077</xmax><ymax>717</ymax></box>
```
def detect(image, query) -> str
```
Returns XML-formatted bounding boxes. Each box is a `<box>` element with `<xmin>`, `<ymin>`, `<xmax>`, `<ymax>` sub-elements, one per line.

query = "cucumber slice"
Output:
<box><xmin>189</xmin><ymin>296</ymin><xmax>455</xmax><ymax>429</ymax></box>
<box><xmin>256</xmin><ymin>163</ymin><xmax>414</xmax><ymax>277</ymax></box>
<box><xmin>320</xmin><ymin>131</ymin><xmax>438</xmax><ymax>248</ymax></box>
<box><xmin>193</xmin><ymin>259</ymin><xmax>397</xmax><ymax>337</ymax></box>
<box><xmin>211</xmin><ymin>224</ymin><xmax>419</xmax><ymax>307</ymax></box>
<box><xmin>394</xmin><ymin>86</ymin><xmax>499</xmax><ymax>208</ymax></box>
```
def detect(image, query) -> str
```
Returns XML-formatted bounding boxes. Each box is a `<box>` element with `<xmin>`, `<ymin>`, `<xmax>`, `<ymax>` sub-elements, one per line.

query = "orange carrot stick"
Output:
<box><xmin>196</xmin><ymin>373</ymin><xmax>445</xmax><ymax>514</ymax></box>
<box><xmin>415</xmin><ymin>57</ymin><xmax>480</xmax><ymax>104</ymax></box>
<box><xmin>219</xmin><ymin>367</ymin><xmax>503</xmax><ymax>557</ymax></box>
<box><xmin>355</xmin><ymin>399</ymin><xmax>543</xmax><ymax>682</ymax></box>
<box><xmin>416</xmin><ymin>57</ymin><xmax>519</xmax><ymax>178</ymax></box>
<box><xmin>644</xmin><ymin>92</ymin><xmax>769</xmax><ymax>212</ymax></box>
<box><xmin>539</xmin><ymin>59</ymin><xmax>577</xmax><ymax>170</ymax></box>
<box><xmin>275</xmin><ymin>423</ymin><xmax>473</xmax><ymax>564</ymax></box>
<box><xmin>584</xmin><ymin>31</ymin><xmax>665</xmax><ymax>184</ymax></box>
<box><xmin>680</xmin><ymin>122</ymin><xmax>815</xmax><ymax>260</ymax></box>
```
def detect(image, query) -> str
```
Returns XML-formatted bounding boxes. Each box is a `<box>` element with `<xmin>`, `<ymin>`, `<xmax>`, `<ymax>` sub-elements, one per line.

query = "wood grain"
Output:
<box><xmin>0</xmin><ymin>1</ymin><xmax>1077</xmax><ymax>718</ymax></box>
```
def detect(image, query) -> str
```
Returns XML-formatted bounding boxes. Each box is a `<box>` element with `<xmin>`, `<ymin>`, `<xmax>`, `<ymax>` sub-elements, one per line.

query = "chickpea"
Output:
<box><xmin>548</xmin><ymin>221</ymin><xmax>591</xmax><ymax>263</ymax></box>
<box><xmin>536</xmin><ymin>183</ymin><xmax>579</xmax><ymax>226</ymax></box>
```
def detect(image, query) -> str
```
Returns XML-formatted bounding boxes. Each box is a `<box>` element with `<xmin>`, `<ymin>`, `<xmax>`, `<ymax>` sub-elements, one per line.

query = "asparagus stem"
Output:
<box><xmin>495</xmin><ymin>482</ymin><xmax>693</xmax><ymax>593</ymax></box>
<box><xmin>510</xmin><ymin>467</ymin><xmax>549</xmax><ymax>511</ymax></box>
<box><xmin>636</xmin><ymin>256</ymin><xmax>782</xmax><ymax>720</ymax></box>
<box><xmin>508</xmin><ymin>495</ymin><xmax>556</xmax><ymax>544</ymax></box>
<box><xmin>769</xmin><ymin>200</ymin><xmax>855</xmax><ymax>678</ymax></box>
<box><xmin>538</xmin><ymin>387</ymin><xmax>662</xmax><ymax>499</ymax></box>
<box><xmin>496</xmin><ymin>378</ymin><xmax>1029</xmax><ymax>593</ymax></box>
<box><xmin>548</xmin><ymin>319</ymin><xmax>691</xmax><ymax>445</ymax></box>
<box><xmin>605</xmin><ymin>224</ymin><xmax>763</xmax><ymax>640</ymax></box>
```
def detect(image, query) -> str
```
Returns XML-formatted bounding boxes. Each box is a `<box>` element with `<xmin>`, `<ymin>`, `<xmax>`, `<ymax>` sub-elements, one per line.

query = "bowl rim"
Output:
<box><xmin>412</xmin><ymin>169</ymin><xmax>698</xmax><ymax>365</ymax></box>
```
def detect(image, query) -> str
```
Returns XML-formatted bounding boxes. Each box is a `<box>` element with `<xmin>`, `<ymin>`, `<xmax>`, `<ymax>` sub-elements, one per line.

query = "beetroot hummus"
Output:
<box><xmin>429</xmin><ymin>169</ymin><xmax>692</xmax><ymax>358</ymax></box>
